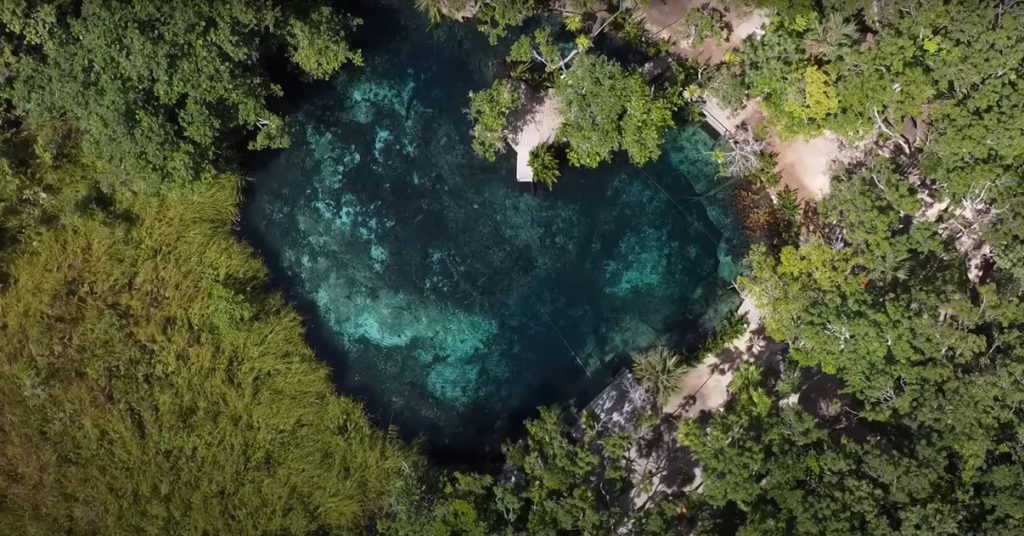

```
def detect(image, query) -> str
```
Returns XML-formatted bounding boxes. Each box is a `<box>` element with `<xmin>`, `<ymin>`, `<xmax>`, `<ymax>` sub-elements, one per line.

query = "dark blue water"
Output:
<box><xmin>241</xmin><ymin>2</ymin><xmax>742</xmax><ymax>457</ymax></box>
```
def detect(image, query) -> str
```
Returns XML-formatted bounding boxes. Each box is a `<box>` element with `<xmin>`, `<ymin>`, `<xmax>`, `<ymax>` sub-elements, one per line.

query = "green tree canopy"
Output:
<box><xmin>694</xmin><ymin>153</ymin><xmax>1024</xmax><ymax>534</ymax></box>
<box><xmin>555</xmin><ymin>54</ymin><xmax>676</xmax><ymax>167</ymax></box>
<box><xmin>468</xmin><ymin>79</ymin><xmax>522</xmax><ymax>161</ymax></box>
<box><xmin>1</xmin><ymin>0</ymin><xmax>362</xmax><ymax>182</ymax></box>
<box><xmin>381</xmin><ymin>407</ymin><xmax>686</xmax><ymax>536</ymax></box>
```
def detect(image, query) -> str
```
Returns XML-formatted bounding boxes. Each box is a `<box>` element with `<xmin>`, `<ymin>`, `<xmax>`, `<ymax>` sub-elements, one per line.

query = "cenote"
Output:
<box><xmin>241</xmin><ymin>1</ymin><xmax>744</xmax><ymax>462</ymax></box>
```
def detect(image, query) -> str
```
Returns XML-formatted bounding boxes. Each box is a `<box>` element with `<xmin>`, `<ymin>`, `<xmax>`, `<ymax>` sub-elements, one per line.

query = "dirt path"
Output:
<box><xmin>661</xmin><ymin>298</ymin><xmax>785</xmax><ymax>417</ymax></box>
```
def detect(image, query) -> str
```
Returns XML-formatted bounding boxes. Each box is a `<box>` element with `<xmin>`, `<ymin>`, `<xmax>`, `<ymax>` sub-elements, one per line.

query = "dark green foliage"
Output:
<box><xmin>990</xmin><ymin>181</ymin><xmax>1024</xmax><ymax>292</ymax></box>
<box><xmin>477</xmin><ymin>0</ymin><xmax>544</xmax><ymax>43</ymax></box>
<box><xmin>747</xmin><ymin>152</ymin><xmax>782</xmax><ymax>189</ymax></box>
<box><xmin>731</xmin><ymin>0</ymin><xmax>1024</xmax><ymax>292</ymax></box>
<box><xmin>694</xmin><ymin>154</ymin><xmax>1024</xmax><ymax>534</ymax></box>
<box><xmin>3</xmin><ymin>1</ymin><xmax>1024</xmax><ymax>535</ymax></box>
<box><xmin>804</xmin><ymin>12</ymin><xmax>858</xmax><ymax>60</ymax></box>
<box><xmin>1</xmin><ymin>0</ymin><xmax>361</xmax><ymax>181</ymax></box>
<box><xmin>678</xmin><ymin>5</ymin><xmax>1024</xmax><ymax>529</ymax></box>
<box><xmin>508</xmin><ymin>26</ymin><xmax>568</xmax><ymax>73</ymax></box>
<box><xmin>466</xmin><ymin>2</ymin><xmax>699</xmax><ymax>172</ymax></box>
<box><xmin>416</xmin><ymin>0</ymin><xmax>544</xmax><ymax>43</ymax></box>
<box><xmin>380</xmin><ymin>407</ymin><xmax>686</xmax><ymax>535</ymax></box>
<box><xmin>683</xmin><ymin>5</ymin><xmax>728</xmax><ymax>47</ymax></box>
<box><xmin>706</xmin><ymin>68</ymin><xmax>748</xmax><ymax>110</ymax></box>
<box><xmin>0</xmin><ymin>121</ymin><xmax>90</xmax><ymax>248</ymax></box>
<box><xmin>775</xmin><ymin>186</ymin><xmax>800</xmax><ymax>244</ymax></box>
<box><xmin>696</xmin><ymin>310</ymin><xmax>750</xmax><ymax>358</ymax></box>
<box><xmin>528</xmin><ymin>143</ymin><xmax>560</xmax><ymax>189</ymax></box>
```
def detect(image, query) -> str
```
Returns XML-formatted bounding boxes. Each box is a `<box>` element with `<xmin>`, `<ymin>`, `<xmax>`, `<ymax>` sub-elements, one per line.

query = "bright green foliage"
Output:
<box><xmin>0</xmin><ymin>122</ymin><xmax>92</xmax><ymax>247</ymax></box>
<box><xmin>287</xmin><ymin>6</ymin><xmax>365</xmax><ymax>79</ymax></box>
<box><xmin>738</xmin><ymin>0</ymin><xmax>1024</xmax><ymax>141</ymax></box>
<box><xmin>556</xmin><ymin>54</ymin><xmax>676</xmax><ymax>167</ymax></box>
<box><xmin>800</xmin><ymin>65</ymin><xmax>838</xmax><ymax>120</ymax></box>
<box><xmin>741</xmin><ymin>18</ymin><xmax>827</xmax><ymax>138</ymax></box>
<box><xmin>804</xmin><ymin>12</ymin><xmax>857</xmax><ymax>60</ymax></box>
<box><xmin>736</xmin><ymin>0</ymin><xmax>1024</xmax><ymax>287</ymax></box>
<box><xmin>706</xmin><ymin>68</ymin><xmax>748</xmax><ymax>110</ymax></box>
<box><xmin>563</xmin><ymin>13</ymin><xmax>584</xmax><ymax>33</ymax></box>
<box><xmin>477</xmin><ymin>0</ymin><xmax>543</xmax><ymax>43</ymax></box>
<box><xmin>380</xmin><ymin>407</ymin><xmax>685</xmax><ymax>535</ymax></box>
<box><xmin>697</xmin><ymin>310</ymin><xmax>750</xmax><ymax>357</ymax></box>
<box><xmin>528</xmin><ymin>143</ymin><xmax>560</xmax><ymax>189</ymax></box>
<box><xmin>0</xmin><ymin>167</ymin><xmax>409</xmax><ymax>533</ymax></box>
<box><xmin>414</xmin><ymin>0</ymin><xmax>473</xmax><ymax>23</ymax></box>
<box><xmin>0</xmin><ymin>4</ymin><xmax>413</xmax><ymax>528</ymax></box>
<box><xmin>468</xmin><ymin>79</ymin><xmax>522</xmax><ymax>161</ymax></box>
<box><xmin>473</xmin><ymin>4</ymin><xmax>692</xmax><ymax>170</ymax></box>
<box><xmin>574</xmin><ymin>33</ymin><xmax>592</xmax><ymax>52</ymax></box>
<box><xmin>1</xmin><ymin>0</ymin><xmax>361</xmax><ymax>181</ymax></box>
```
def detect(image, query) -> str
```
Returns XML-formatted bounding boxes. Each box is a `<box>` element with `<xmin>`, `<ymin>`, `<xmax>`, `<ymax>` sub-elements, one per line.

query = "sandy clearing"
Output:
<box><xmin>639</xmin><ymin>0</ymin><xmax>769</xmax><ymax>66</ymax></box>
<box><xmin>771</xmin><ymin>133</ymin><xmax>841</xmax><ymax>201</ymax></box>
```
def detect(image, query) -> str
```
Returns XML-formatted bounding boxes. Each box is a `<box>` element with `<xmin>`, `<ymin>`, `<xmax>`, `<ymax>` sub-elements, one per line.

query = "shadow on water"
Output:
<box><xmin>239</xmin><ymin>0</ymin><xmax>745</xmax><ymax>468</ymax></box>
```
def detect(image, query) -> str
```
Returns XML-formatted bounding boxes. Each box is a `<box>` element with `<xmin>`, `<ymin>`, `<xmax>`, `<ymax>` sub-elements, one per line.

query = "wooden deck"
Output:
<box><xmin>702</xmin><ymin>96</ymin><xmax>741</xmax><ymax>137</ymax></box>
<box><xmin>509</xmin><ymin>93</ymin><xmax>561</xmax><ymax>183</ymax></box>
<box><xmin>505</xmin><ymin>94</ymin><xmax>750</xmax><ymax>183</ymax></box>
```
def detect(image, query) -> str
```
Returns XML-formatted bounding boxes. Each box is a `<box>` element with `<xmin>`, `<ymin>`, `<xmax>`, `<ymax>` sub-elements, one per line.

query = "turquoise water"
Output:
<box><xmin>241</xmin><ymin>3</ymin><xmax>742</xmax><ymax>455</ymax></box>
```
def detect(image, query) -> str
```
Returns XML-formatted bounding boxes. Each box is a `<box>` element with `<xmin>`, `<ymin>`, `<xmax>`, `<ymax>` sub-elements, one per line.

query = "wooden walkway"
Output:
<box><xmin>702</xmin><ymin>101</ymin><xmax>731</xmax><ymax>136</ymax></box>
<box><xmin>506</xmin><ymin>94</ymin><xmax>748</xmax><ymax>183</ymax></box>
<box><xmin>509</xmin><ymin>93</ymin><xmax>561</xmax><ymax>183</ymax></box>
<box><xmin>701</xmin><ymin>96</ymin><xmax>747</xmax><ymax>137</ymax></box>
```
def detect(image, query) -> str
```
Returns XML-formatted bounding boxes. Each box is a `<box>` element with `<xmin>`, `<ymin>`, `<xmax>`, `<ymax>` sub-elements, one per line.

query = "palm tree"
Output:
<box><xmin>529</xmin><ymin>143</ymin><xmax>560</xmax><ymax>190</ymax></box>
<box><xmin>873</xmin><ymin>250</ymin><xmax>911</xmax><ymax>284</ymax></box>
<box><xmin>632</xmin><ymin>347</ymin><xmax>687</xmax><ymax>406</ymax></box>
<box><xmin>414</xmin><ymin>0</ymin><xmax>473</xmax><ymax>23</ymax></box>
<box><xmin>805</xmin><ymin>13</ymin><xmax>859</xmax><ymax>60</ymax></box>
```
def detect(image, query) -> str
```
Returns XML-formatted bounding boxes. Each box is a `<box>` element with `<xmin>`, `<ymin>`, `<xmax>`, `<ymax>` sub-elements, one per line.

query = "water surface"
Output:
<box><xmin>242</xmin><ymin>3</ymin><xmax>742</xmax><ymax>455</ymax></box>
